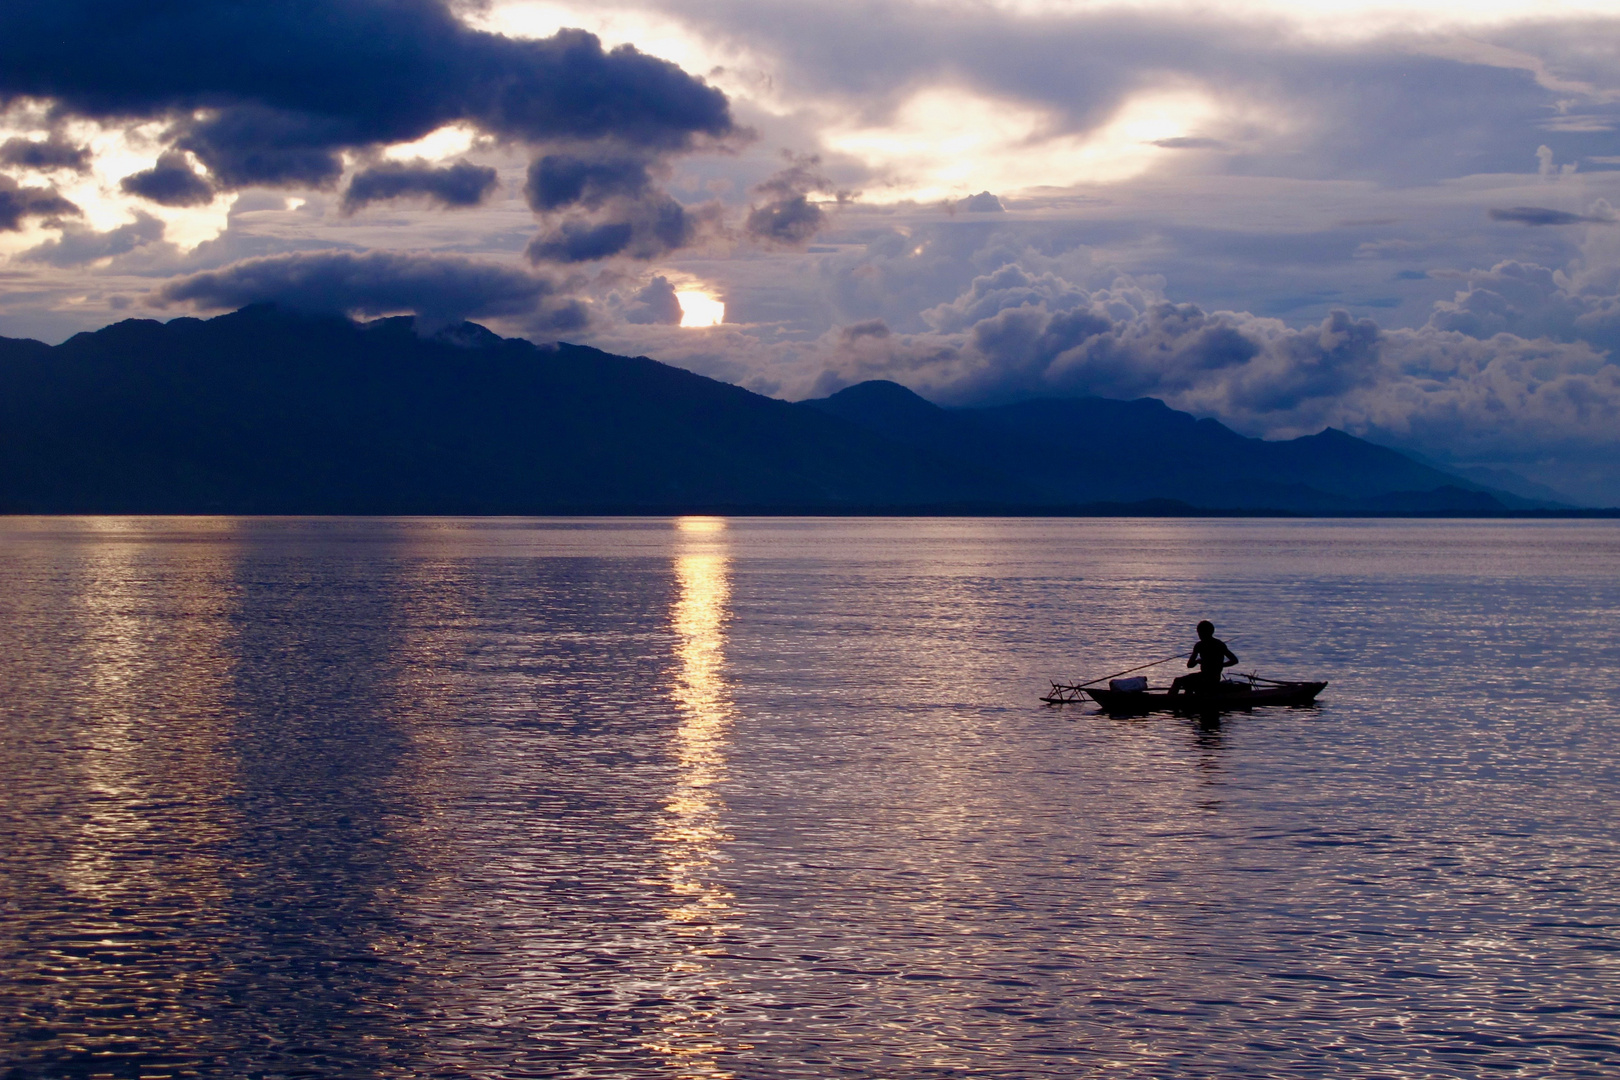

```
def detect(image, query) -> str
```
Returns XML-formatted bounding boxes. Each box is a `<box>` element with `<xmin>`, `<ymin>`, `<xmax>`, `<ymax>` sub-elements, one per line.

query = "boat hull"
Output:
<box><xmin>1078</xmin><ymin>681</ymin><xmax>1327</xmax><ymax>714</ymax></box>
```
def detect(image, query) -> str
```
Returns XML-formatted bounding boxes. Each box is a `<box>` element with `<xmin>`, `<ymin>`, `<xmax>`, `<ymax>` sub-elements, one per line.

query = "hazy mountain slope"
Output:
<box><xmin>1444</xmin><ymin>464</ymin><xmax>1576</xmax><ymax>507</ymax></box>
<box><xmin>808</xmin><ymin>380</ymin><xmax>1539</xmax><ymax>512</ymax></box>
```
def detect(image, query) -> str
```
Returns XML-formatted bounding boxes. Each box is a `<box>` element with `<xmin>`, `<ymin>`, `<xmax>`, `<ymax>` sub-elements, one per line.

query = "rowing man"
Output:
<box><xmin>1169</xmin><ymin>620</ymin><xmax>1238</xmax><ymax>696</ymax></box>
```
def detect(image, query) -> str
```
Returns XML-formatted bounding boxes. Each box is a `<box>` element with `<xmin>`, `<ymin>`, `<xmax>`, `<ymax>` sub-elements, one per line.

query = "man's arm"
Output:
<box><xmin>1223</xmin><ymin>644</ymin><xmax>1239</xmax><ymax>668</ymax></box>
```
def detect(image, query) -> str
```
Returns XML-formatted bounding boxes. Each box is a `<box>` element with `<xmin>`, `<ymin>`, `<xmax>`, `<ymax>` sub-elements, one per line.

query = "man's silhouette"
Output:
<box><xmin>1169</xmin><ymin>620</ymin><xmax>1238</xmax><ymax>696</ymax></box>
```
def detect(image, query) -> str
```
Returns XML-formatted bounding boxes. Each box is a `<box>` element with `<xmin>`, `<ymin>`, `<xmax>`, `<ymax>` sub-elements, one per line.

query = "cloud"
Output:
<box><xmin>0</xmin><ymin>3</ymin><xmax>734</xmax><ymax>189</ymax></box>
<box><xmin>906</xmin><ymin>268</ymin><xmax>1372</xmax><ymax>412</ymax></box>
<box><xmin>526</xmin><ymin>193</ymin><xmax>703</xmax><ymax>263</ymax></box>
<box><xmin>746</xmin><ymin>195</ymin><xmax>823</xmax><ymax>245</ymax></box>
<box><xmin>0</xmin><ymin>176</ymin><xmax>79</xmax><ymax>230</ymax></box>
<box><xmin>1426</xmin><ymin>257</ymin><xmax>1620</xmax><ymax>354</ymax></box>
<box><xmin>723</xmin><ymin>257</ymin><xmax>1620</xmax><ymax>498</ymax></box>
<box><xmin>841</xmin><ymin>319</ymin><xmax>892</xmax><ymax>342</ymax></box>
<box><xmin>524</xmin><ymin>152</ymin><xmax>653</xmax><ymax>212</ymax></box>
<box><xmin>527</xmin><ymin>220</ymin><xmax>637</xmax><ymax>263</ymax></box>
<box><xmin>341</xmin><ymin>160</ymin><xmax>499</xmax><ymax>212</ymax></box>
<box><xmin>153</xmin><ymin>249</ymin><xmax>579</xmax><ymax>329</ymax></box>
<box><xmin>21</xmin><ymin>212</ymin><xmax>167</xmax><ymax>267</ymax></box>
<box><xmin>518</xmin><ymin>149</ymin><xmax>727</xmax><ymax>264</ymax></box>
<box><xmin>957</xmin><ymin>191</ymin><xmax>1005</xmax><ymax>212</ymax></box>
<box><xmin>649</xmin><ymin>0</ymin><xmax>1607</xmax><ymax>189</ymax></box>
<box><xmin>1352</xmin><ymin>329</ymin><xmax>1620</xmax><ymax>466</ymax></box>
<box><xmin>745</xmin><ymin>154</ymin><xmax>844</xmax><ymax>246</ymax></box>
<box><xmin>623</xmin><ymin>275</ymin><xmax>685</xmax><ymax>325</ymax></box>
<box><xmin>0</xmin><ymin>134</ymin><xmax>91</xmax><ymax>172</ymax></box>
<box><xmin>7</xmin><ymin>0</ymin><xmax>1620</xmax><ymax>501</ymax></box>
<box><xmin>120</xmin><ymin>152</ymin><xmax>216</xmax><ymax>207</ymax></box>
<box><xmin>1490</xmin><ymin>206</ymin><xmax>1617</xmax><ymax>226</ymax></box>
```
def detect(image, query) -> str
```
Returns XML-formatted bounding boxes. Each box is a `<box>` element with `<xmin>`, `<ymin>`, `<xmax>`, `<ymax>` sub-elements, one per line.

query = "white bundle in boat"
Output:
<box><xmin>1109</xmin><ymin>676</ymin><xmax>1149</xmax><ymax>692</ymax></box>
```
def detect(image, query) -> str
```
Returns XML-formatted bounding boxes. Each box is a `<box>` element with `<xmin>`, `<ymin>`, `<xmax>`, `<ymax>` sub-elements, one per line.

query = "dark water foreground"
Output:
<box><xmin>1</xmin><ymin>517</ymin><xmax>1616</xmax><ymax>1079</ymax></box>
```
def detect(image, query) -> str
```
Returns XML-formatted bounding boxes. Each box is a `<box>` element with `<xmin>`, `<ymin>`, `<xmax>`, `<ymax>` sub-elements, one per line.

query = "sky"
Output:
<box><xmin>3</xmin><ymin>1</ymin><xmax>1620</xmax><ymax>503</ymax></box>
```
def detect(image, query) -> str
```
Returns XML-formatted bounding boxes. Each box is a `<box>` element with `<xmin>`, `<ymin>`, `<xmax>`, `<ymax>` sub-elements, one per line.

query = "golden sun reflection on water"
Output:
<box><xmin>650</xmin><ymin>517</ymin><xmax>743</xmax><ymax>1077</ymax></box>
<box><xmin>61</xmin><ymin>520</ymin><xmax>242</xmax><ymax>903</ymax></box>
<box><xmin>10</xmin><ymin>519</ymin><xmax>248</xmax><ymax>1068</ymax></box>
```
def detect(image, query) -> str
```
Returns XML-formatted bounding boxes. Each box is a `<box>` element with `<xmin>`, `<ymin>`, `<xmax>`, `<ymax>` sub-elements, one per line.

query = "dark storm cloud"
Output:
<box><xmin>0</xmin><ymin>135</ymin><xmax>92</xmax><ymax>172</ymax></box>
<box><xmin>342</xmin><ymin>160</ymin><xmax>499</xmax><ymax>212</ymax></box>
<box><xmin>1490</xmin><ymin>205</ymin><xmax>1617</xmax><ymax>226</ymax></box>
<box><xmin>120</xmin><ymin>152</ymin><xmax>216</xmax><ymax>207</ymax></box>
<box><xmin>526</xmin><ymin>193</ymin><xmax>693</xmax><ymax>263</ymax></box>
<box><xmin>0</xmin><ymin>2</ymin><xmax>734</xmax><ymax>189</ymax></box>
<box><xmin>524</xmin><ymin>152</ymin><xmax>653</xmax><ymax>212</ymax></box>
<box><xmin>746</xmin><ymin>196</ymin><xmax>822</xmax><ymax>244</ymax></box>
<box><xmin>623</xmin><ymin>275</ymin><xmax>684</xmax><ymax>324</ymax></box>
<box><xmin>746</xmin><ymin>155</ymin><xmax>843</xmax><ymax>246</ymax></box>
<box><xmin>0</xmin><ymin>176</ymin><xmax>80</xmax><ymax>231</ymax></box>
<box><xmin>176</xmin><ymin>106</ymin><xmax>359</xmax><ymax>189</ymax></box>
<box><xmin>519</xmin><ymin>147</ymin><xmax>715</xmax><ymax>264</ymax></box>
<box><xmin>529</xmin><ymin>220</ymin><xmax>637</xmax><ymax>262</ymax></box>
<box><xmin>154</xmin><ymin>250</ymin><xmax>572</xmax><ymax>327</ymax></box>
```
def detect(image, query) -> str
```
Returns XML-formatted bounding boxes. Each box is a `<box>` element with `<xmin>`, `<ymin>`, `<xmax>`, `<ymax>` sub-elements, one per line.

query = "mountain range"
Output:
<box><xmin>0</xmin><ymin>305</ymin><xmax>1580</xmax><ymax>514</ymax></box>
<box><xmin>804</xmin><ymin>381</ymin><xmax>1565</xmax><ymax>512</ymax></box>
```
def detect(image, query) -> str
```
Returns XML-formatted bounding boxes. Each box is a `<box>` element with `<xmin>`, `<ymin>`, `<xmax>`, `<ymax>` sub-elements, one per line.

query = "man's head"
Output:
<box><xmin>1197</xmin><ymin>620</ymin><xmax>1215</xmax><ymax>638</ymax></box>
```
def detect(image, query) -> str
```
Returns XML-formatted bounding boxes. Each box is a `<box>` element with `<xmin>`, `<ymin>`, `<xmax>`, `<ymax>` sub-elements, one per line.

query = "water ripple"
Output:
<box><xmin>0</xmin><ymin>517</ymin><xmax>1616</xmax><ymax>1077</ymax></box>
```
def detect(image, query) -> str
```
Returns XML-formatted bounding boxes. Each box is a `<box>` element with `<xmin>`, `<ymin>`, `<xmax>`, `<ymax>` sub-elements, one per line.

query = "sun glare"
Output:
<box><xmin>676</xmin><ymin>291</ymin><xmax>725</xmax><ymax>328</ymax></box>
<box><xmin>0</xmin><ymin>115</ymin><xmax>235</xmax><ymax>254</ymax></box>
<box><xmin>381</xmin><ymin>124</ymin><xmax>477</xmax><ymax>162</ymax></box>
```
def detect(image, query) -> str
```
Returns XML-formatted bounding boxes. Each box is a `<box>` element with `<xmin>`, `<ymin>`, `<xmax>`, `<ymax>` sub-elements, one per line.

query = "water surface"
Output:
<box><xmin>1</xmin><ymin>517</ymin><xmax>1616</xmax><ymax>1078</ymax></box>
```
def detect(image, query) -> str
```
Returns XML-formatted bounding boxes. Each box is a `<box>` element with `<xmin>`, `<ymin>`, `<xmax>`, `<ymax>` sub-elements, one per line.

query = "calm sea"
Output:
<box><xmin>1</xmin><ymin>517</ymin><xmax>1616</xmax><ymax>1079</ymax></box>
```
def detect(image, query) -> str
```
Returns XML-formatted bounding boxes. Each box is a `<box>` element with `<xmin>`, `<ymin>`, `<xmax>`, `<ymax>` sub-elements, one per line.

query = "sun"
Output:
<box><xmin>676</xmin><ymin>290</ymin><xmax>725</xmax><ymax>328</ymax></box>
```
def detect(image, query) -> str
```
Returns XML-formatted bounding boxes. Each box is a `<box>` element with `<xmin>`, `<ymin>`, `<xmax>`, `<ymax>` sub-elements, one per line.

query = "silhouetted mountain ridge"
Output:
<box><xmin>806</xmin><ymin>380</ymin><xmax>1562</xmax><ymax>512</ymax></box>
<box><xmin>0</xmin><ymin>307</ymin><xmax>1567</xmax><ymax>513</ymax></box>
<box><xmin>0</xmin><ymin>306</ymin><xmax>1015</xmax><ymax>512</ymax></box>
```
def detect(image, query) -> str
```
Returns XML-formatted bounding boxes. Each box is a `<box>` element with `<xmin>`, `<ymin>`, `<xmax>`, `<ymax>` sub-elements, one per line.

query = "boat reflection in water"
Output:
<box><xmin>650</xmin><ymin>516</ymin><xmax>743</xmax><ymax>1077</ymax></box>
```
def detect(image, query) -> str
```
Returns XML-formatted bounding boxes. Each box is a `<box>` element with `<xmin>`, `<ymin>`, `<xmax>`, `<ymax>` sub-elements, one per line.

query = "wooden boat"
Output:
<box><xmin>1043</xmin><ymin>676</ymin><xmax>1327</xmax><ymax>713</ymax></box>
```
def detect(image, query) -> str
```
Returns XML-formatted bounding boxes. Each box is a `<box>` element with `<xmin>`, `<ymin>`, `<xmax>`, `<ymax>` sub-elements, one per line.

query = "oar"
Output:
<box><xmin>1065</xmin><ymin>652</ymin><xmax>1188</xmax><ymax>689</ymax></box>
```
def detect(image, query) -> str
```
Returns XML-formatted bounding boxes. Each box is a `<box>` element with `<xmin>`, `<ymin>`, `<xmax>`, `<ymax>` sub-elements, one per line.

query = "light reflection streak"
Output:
<box><xmin>60</xmin><ymin>521</ymin><xmax>150</xmax><ymax>899</ymax></box>
<box><xmin>650</xmin><ymin>516</ymin><xmax>742</xmax><ymax>1077</ymax></box>
<box><xmin>61</xmin><ymin>518</ymin><xmax>241</xmax><ymax>902</ymax></box>
<box><xmin>19</xmin><ymin>518</ymin><xmax>246</xmax><ymax>1069</ymax></box>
